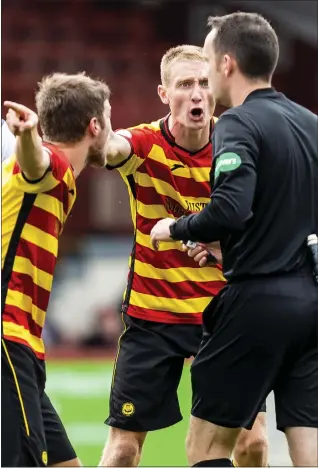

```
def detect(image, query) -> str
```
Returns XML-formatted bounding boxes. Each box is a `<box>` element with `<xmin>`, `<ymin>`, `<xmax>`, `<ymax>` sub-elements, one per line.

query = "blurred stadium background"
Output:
<box><xmin>2</xmin><ymin>0</ymin><xmax>318</xmax><ymax>465</ymax></box>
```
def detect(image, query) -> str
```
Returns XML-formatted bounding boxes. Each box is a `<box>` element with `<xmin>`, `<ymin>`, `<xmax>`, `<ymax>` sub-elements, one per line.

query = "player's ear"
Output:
<box><xmin>88</xmin><ymin>117</ymin><xmax>101</xmax><ymax>136</ymax></box>
<box><xmin>224</xmin><ymin>54</ymin><xmax>235</xmax><ymax>77</ymax></box>
<box><xmin>158</xmin><ymin>85</ymin><xmax>169</xmax><ymax>105</ymax></box>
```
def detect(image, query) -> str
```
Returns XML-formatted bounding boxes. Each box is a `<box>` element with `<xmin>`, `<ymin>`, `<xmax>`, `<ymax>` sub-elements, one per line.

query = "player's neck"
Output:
<box><xmin>168</xmin><ymin>117</ymin><xmax>210</xmax><ymax>152</ymax></box>
<box><xmin>229</xmin><ymin>77</ymin><xmax>271</xmax><ymax>107</ymax></box>
<box><xmin>47</xmin><ymin>140</ymin><xmax>88</xmax><ymax>178</ymax></box>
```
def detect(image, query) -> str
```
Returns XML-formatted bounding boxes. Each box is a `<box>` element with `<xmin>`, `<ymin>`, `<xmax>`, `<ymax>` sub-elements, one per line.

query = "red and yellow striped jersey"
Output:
<box><xmin>108</xmin><ymin>115</ymin><xmax>226</xmax><ymax>324</ymax></box>
<box><xmin>2</xmin><ymin>143</ymin><xmax>76</xmax><ymax>359</ymax></box>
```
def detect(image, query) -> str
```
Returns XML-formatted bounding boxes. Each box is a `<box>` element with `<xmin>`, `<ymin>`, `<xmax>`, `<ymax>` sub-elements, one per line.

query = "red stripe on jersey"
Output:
<box><xmin>2</xmin><ymin>305</ymin><xmax>43</xmax><ymax>338</ymax></box>
<box><xmin>26</xmin><ymin>205</ymin><xmax>61</xmax><ymax>238</ymax></box>
<box><xmin>16</xmin><ymin>238</ymin><xmax>57</xmax><ymax>275</ymax></box>
<box><xmin>126</xmin><ymin>305</ymin><xmax>203</xmax><ymax>325</ymax></box>
<box><xmin>135</xmin><ymin>242</ymin><xmax>208</xmax><ymax>269</ymax></box>
<box><xmin>8</xmin><ymin>271</ymin><xmax>51</xmax><ymax>312</ymax></box>
<box><xmin>43</xmin><ymin>142</ymin><xmax>74</xmax><ymax>183</ymax></box>
<box><xmin>45</xmin><ymin>180</ymin><xmax>69</xmax><ymax>215</ymax></box>
<box><xmin>13</xmin><ymin>162</ymin><xmax>20</xmax><ymax>175</ymax></box>
<box><xmin>136</xmin><ymin>213</ymin><xmax>160</xmax><ymax>235</ymax></box>
<box><xmin>136</xmin><ymin>184</ymin><xmax>190</xmax><ymax>216</ymax></box>
<box><xmin>3</xmin><ymin>335</ymin><xmax>45</xmax><ymax>360</ymax></box>
<box><xmin>132</xmin><ymin>272</ymin><xmax>225</xmax><ymax>300</ymax></box>
<box><xmin>139</xmin><ymin>159</ymin><xmax>211</xmax><ymax>198</ymax></box>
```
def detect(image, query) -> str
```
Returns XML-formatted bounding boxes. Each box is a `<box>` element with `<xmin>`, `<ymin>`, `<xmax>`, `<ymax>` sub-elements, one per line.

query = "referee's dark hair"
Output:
<box><xmin>207</xmin><ymin>12</ymin><xmax>279</xmax><ymax>81</ymax></box>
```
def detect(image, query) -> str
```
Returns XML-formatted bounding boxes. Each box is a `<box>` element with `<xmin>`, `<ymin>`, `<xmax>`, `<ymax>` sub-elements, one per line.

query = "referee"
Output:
<box><xmin>150</xmin><ymin>12</ymin><xmax>318</xmax><ymax>467</ymax></box>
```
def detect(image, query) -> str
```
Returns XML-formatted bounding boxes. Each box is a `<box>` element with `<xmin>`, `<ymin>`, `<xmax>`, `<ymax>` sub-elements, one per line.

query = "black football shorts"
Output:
<box><xmin>191</xmin><ymin>273</ymin><xmax>318</xmax><ymax>431</ymax></box>
<box><xmin>1</xmin><ymin>339</ymin><xmax>76</xmax><ymax>467</ymax></box>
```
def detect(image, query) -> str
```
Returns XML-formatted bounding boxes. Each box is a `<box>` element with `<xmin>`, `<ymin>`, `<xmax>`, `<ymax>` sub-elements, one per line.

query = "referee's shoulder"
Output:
<box><xmin>215</xmin><ymin>105</ymin><xmax>257</xmax><ymax>130</ymax></box>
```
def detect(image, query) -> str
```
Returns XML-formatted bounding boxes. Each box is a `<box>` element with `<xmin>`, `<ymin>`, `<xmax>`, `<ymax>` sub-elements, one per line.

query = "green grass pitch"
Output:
<box><xmin>46</xmin><ymin>359</ymin><xmax>192</xmax><ymax>466</ymax></box>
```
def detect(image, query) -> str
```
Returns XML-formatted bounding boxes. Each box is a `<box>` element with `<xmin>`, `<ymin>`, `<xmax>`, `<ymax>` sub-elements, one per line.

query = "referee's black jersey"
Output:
<box><xmin>170</xmin><ymin>88</ymin><xmax>318</xmax><ymax>280</ymax></box>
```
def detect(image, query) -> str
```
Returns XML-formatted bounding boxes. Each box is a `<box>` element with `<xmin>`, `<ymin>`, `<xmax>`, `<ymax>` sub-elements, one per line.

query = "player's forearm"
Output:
<box><xmin>104</xmin><ymin>130</ymin><xmax>132</xmax><ymax>166</ymax></box>
<box><xmin>170</xmin><ymin>194</ymin><xmax>248</xmax><ymax>243</ymax></box>
<box><xmin>16</xmin><ymin>127</ymin><xmax>50</xmax><ymax>180</ymax></box>
<box><xmin>170</xmin><ymin>206</ymin><xmax>225</xmax><ymax>243</ymax></box>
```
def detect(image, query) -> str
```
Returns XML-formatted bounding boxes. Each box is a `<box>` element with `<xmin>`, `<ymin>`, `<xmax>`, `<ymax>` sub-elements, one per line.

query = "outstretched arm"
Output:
<box><xmin>105</xmin><ymin>129</ymin><xmax>133</xmax><ymax>167</ymax></box>
<box><xmin>4</xmin><ymin>101</ymin><xmax>50</xmax><ymax>180</ymax></box>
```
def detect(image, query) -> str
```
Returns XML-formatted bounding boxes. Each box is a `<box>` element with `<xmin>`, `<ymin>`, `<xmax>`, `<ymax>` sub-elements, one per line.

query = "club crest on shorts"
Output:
<box><xmin>121</xmin><ymin>402</ymin><xmax>135</xmax><ymax>417</ymax></box>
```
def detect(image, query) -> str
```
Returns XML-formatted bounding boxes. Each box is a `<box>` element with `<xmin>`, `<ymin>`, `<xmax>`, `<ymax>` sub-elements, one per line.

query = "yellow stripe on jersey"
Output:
<box><xmin>180</xmin><ymin>165</ymin><xmax>211</xmax><ymax>183</ymax></box>
<box><xmin>137</xmin><ymin>172</ymin><xmax>210</xmax><ymax>206</ymax></box>
<box><xmin>128</xmin><ymin>121</ymin><xmax>161</xmax><ymax>132</ymax></box>
<box><xmin>11</xmin><ymin>171</ymin><xmax>60</xmax><ymax>194</ymax></box>
<box><xmin>129</xmin><ymin>290</ymin><xmax>211</xmax><ymax>314</ymax></box>
<box><xmin>118</xmin><ymin>154</ymin><xmax>144</xmax><ymax>178</ymax></box>
<box><xmin>146</xmin><ymin>144</ymin><xmax>167</xmax><ymax>165</ymax></box>
<box><xmin>117</xmin><ymin>121</ymin><xmax>161</xmax><ymax>177</ymax></box>
<box><xmin>134</xmin><ymin>259</ymin><xmax>225</xmax><ymax>283</ymax></box>
<box><xmin>2</xmin><ymin>322</ymin><xmax>45</xmax><ymax>355</ymax></box>
<box><xmin>34</xmin><ymin>195</ymin><xmax>65</xmax><ymax>225</ymax></box>
<box><xmin>5</xmin><ymin>290</ymin><xmax>46</xmax><ymax>328</ymax></box>
<box><xmin>2</xmin><ymin>156</ymin><xmax>16</xmax><ymax>186</ymax></box>
<box><xmin>137</xmin><ymin>201</ymin><xmax>169</xmax><ymax>219</ymax></box>
<box><xmin>136</xmin><ymin>229</ymin><xmax>184</xmax><ymax>252</ymax></box>
<box><xmin>147</xmin><ymin>145</ymin><xmax>210</xmax><ymax>183</ymax></box>
<box><xmin>63</xmin><ymin>167</ymin><xmax>77</xmax><ymax>197</ymax></box>
<box><xmin>13</xmin><ymin>256</ymin><xmax>54</xmax><ymax>291</ymax></box>
<box><xmin>21</xmin><ymin>224</ymin><xmax>58</xmax><ymax>257</ymax></box>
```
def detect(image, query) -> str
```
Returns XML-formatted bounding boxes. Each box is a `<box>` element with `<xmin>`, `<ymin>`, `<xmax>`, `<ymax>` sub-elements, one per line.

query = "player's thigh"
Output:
<box><xmin>106</xmin><ymin>314</ymin><xmax>185</xmax><ymax>432</ymax></box>
<box><xmin>285</xmin><ymin>426</ymin><xmax>318</xmax><ymax>466</ymax></box>
<box><xmin>2</xmin><ymin>339</ymin><xmax>47</xmax><ymax>467</ymax></box>
<box><xmin>41</xmin><ymin>392</ymin><xmax>78</xmax><ymax>466</ymax></box>
<box><xmin>191</xmin><ymin>284</ymin><xmax>289</xmax><ymax>430</ymax></box>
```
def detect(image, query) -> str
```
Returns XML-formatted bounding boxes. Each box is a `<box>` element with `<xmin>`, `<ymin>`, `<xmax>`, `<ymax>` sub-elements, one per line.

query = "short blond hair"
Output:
<box><xmin>160</xmin><ymin>45</ymin><xmax>208</xmax><ymax>87</ymax></box>
<box><xmin>36</xmin><ymin>72</ymin><xmax>110</xmax><ymax>143</ymax></box>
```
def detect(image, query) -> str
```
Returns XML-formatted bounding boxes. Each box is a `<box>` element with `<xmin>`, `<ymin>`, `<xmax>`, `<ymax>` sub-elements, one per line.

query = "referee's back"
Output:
<box><xmin>223</xmin><ymin>88</ymin><xmax>318</xmax><ymax>279</ymax></box>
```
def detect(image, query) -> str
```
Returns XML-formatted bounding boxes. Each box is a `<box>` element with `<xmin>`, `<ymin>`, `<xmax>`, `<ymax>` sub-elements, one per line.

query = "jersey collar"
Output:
<box><xmin>159</xmin><ymin>113</ymin><xmax>213</xmax><ymax>156</ymax></box>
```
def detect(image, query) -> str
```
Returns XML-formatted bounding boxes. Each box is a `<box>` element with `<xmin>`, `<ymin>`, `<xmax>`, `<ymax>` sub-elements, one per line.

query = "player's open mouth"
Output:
<box><xmin>190</xmin><ymin>108</ymin><xmax>204</xmax><ymax>121</ymax></box>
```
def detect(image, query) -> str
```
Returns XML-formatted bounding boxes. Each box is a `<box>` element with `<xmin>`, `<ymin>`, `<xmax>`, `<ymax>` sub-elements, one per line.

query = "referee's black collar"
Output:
<box><xmin>244</xmin><ymin>87</ymin><xmax>278</xmax><ymax>103</ymax></box>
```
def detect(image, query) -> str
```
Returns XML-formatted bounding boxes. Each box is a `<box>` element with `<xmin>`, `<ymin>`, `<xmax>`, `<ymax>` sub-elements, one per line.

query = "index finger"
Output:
<box><xmin>3</xmin><ymin>101</ymin><xmax>31</xmax><ymax>116</ymax></box>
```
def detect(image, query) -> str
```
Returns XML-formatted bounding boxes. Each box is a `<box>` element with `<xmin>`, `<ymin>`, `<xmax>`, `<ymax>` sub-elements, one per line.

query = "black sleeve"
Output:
<box><xmin>170</xmin><ymin>111</ymin><xmax>259</xmax><ymax>243</ymax></box>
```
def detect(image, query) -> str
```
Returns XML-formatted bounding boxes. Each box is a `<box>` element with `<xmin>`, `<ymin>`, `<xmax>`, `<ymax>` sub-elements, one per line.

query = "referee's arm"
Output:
<box><xmin>170</xmin><ymin>112</ymin><xmax>259</xmax><ymax>243</ymax></box>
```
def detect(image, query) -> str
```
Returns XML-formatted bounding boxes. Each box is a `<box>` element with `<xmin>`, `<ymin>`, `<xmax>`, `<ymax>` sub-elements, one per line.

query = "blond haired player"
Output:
<box><xmin>100</xmin><ymin>46</ymin><xmax>268</xmax><ymax>467</ymax></box>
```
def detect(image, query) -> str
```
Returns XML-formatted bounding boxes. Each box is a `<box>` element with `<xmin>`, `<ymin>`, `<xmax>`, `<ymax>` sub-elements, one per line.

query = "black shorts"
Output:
<box><xmin>191</xmin><ymin>273</ymin><xmax>318</xmax><ymax>431</ymax></box>
<box><xmin>105</xmin><ymin>314</ymin><xmax>202</xmax><ymax>431</ymax></box>
<box><xmin>105</xmin><ymin>314</ymin><xmax>266</xmax><ymax>432</ymax></box>
<box><xmin>1</xmin><ymin>339</ymin><xmax>76</xmax><ymax>467</ymax></box>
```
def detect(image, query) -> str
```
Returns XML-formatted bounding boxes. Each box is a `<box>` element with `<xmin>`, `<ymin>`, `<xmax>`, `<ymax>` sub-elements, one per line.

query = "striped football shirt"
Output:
<box><xmin>107</xmin><ymin>115</ymin><xmax>226</xmax><ymax>324</ymax></box>
<box><xmin>2</xmin><ymin>143</ymin><xmax>76</xmax><ymax>359</ymax></box>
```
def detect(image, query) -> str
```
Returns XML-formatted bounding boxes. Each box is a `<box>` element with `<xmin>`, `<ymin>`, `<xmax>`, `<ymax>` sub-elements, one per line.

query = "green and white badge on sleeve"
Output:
<box><xmin>215</xmin><ymin>152</ymin><xmax>242</xmax><ymax>179</ymax></box>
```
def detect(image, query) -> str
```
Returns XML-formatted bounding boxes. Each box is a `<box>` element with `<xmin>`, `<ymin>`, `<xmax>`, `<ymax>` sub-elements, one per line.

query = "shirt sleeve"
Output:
<box><xmin>106</xmin><ymin>125</ymin><xmax>156</xmax><ymax>176</ymax></box>
<box><xmin>170</xmin><ymin>111</ymin><xmax>260</xmax><ymax>243</ymax></box>
<box><xmin>1</xmin><ymin>120</ymin><xmax>16</xmax><ymax>162</ymax></box>
<box><xmin>11</xmin><ymin>145</ymin><xmax>75</xmax><ymax>195</ymax></box>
